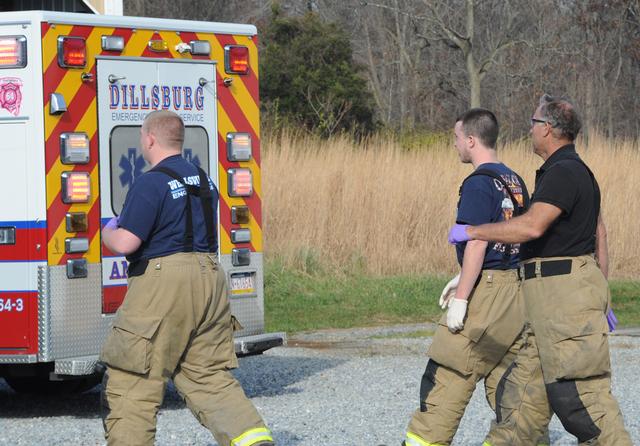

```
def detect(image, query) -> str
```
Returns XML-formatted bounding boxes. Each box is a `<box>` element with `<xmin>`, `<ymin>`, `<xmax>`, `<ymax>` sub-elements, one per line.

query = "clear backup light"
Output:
<box><xmin>61</xmin><ymin>172</ymin><xmax>91</xmax><ymax>203</ymax></box>
<box><xmin>60</xmin><ymin>133</ymin><xmax>90</xmax><ymax>164</ymax></box>
<box><xmin>228</xmin><ymin>168</ymin><xmax>252</xmax><ymax>197</ymax></box>
<box><xmin>227</xmin><ymin>132</ymin><xmax>252</xmax><ymax>161</ymax></box>
<box><xmin>65</xmin><ymin>237</ymin><xmax>89</xmax><ymax>253</ymax></box>
<box><xmin>101</xmin><ymin>35</ymin><xmax>124</xmax><ymax>52</ymax></box>
<box><xmin>57</xmin><ymin>36</ymin><xmax>86</xmax><ymax>68</ymax></box>
<box><xmin>0</xmin><ymin>36</ymin><xmax>26</xmax><ymax>68</ymax></box>
<box><xmin>190</xmin><ymin>40</ymin><xmax>210</xmax><ymax>55</ymax></box>
<box><xmin>0</xmin><ymin>227</ymin><xmax>15</xmax><ymax>245</ymax></box>
<box><xmin>224</xmin><ymin>45</ymin><xmax>249</xmax><ymax>74</ymax></box>
<box><xmin>231</xmin><ymin>228</ymin><xmax>251</xmax><ymax>244</ymax></box>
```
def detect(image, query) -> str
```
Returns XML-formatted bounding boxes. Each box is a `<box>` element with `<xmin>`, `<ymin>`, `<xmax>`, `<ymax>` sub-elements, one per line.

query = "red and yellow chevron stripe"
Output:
<box><xmin>42</xmin><ymin>22</ymin><xmax>262</xmax><ymax>266</ymax></box>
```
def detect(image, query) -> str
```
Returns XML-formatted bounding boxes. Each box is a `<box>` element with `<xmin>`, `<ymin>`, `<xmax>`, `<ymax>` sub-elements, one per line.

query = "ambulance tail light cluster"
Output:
<box><xmin>61</xmin><ymin>172</ymin><xmax>91</xmax><ymax>204</ymax></box>
<box><xmin>224</xmin><ymin>45</ymin><xmax>249</xmax><ymax>74</ymax></box>
<box><xmin>60</xmin><ymin>133</ymin><xmax>90</xmax><ymax>164</ymax></box>
<box><xmin>57</xmin><ymin>36</ymin><xmax>86</xmax><ymax>68</ymax></box>
<box><xmin>228</xmin><ymin>168</ymin><xmax>252</xmax><ymax>197</ymax></box>
<box><xmin>227</xmin><ymin>132</ymin><xmax>252</xmax><ymax>161</ymax></box>
<box><xmin>0</xmin><ymin>36</ymin><xmax>27</xmax><ymax>68</ymax></box>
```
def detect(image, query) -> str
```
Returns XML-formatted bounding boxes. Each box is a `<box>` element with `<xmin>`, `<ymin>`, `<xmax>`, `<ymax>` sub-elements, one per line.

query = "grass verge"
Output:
<box><xmin>264</xmin><ymin>264</ymin><xmax>640</xmax><ymax>333</ymax></box>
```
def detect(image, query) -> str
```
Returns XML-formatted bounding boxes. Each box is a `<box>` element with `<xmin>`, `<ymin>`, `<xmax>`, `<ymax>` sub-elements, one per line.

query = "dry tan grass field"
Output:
<box><xmin>262</xmin><ymin>131</ymin><xmax>639</xmax><ymax>279</ymax></box>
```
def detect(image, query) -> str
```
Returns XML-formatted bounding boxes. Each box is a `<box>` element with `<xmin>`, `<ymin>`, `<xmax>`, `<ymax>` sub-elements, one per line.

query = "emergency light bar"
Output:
<box><xmin>57</xmin><ymin>36</ymin><xmax>86</xmax><ymax>68</ymax></box>
<box><xmin>0</xmin><ymin>36</ymin><xmax>26</xmax><ymax>68</ymax></box>
<box><xmin>61</xmin><ymin>172</ymin><xmax>91</xmax><ymax>203</ymax></box>
<box><xmin>224</xmin><ymin>45</ymin><xmax>249</xmax><ymax>74</ymax></box>
<box><xmin>227</xmin><ymin>132</ymin><xmax>252</xmax><ymax>161</ymax></box>
<box><xmin>60</xmin><ymin>132</ymin><xmax>90</xmax><ymax>164</ymax></box>
<box><xmin>228</xmin><ymin>168</ymin><xmax>253</xmax><ymax>197</ymax></box>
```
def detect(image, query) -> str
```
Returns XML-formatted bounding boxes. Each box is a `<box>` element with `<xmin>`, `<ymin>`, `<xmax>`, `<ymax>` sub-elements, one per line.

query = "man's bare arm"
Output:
<box><xmin>595</xmin><ymin>212</ymin><xmax>609</xmax><ymax>279</ymax></box>
<box><xmin>103</xmin><ymin>225</ymin><xmax>142</xmax><ymax>256</ymax></box>
<box><xmin>455</xmin><ymin>240</ymin><xmax>488</xmax><ymax>301</ymax></box>
<box><xmin>467</xmin><ymin>202</ymin><xmax>562</xmax><ymax>244</ymax></box>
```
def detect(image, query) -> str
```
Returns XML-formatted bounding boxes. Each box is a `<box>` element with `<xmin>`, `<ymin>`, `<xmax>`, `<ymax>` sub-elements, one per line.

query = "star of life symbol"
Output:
<box><xmin>119</xmin><ymin>148</ymin><xmax>146</xmax><ymax>188</ymax></box>
<box><xmin>0</xmin><ymin>77</ymin><xmax>23</xmax><ymax>116</ymax></box>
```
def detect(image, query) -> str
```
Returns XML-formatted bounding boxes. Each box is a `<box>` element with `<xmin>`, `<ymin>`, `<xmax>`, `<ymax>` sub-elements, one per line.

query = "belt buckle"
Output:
<box><xmin>535</xmin><ymin>262</ymin><xmax>541</xmax><ymax>278</ymax></box>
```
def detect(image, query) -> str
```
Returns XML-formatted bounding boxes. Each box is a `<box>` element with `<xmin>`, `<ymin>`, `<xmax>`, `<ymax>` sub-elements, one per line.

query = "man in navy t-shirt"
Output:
<box><xmin>403</xmin><ymin>109</ymin><xmax>549</xmax><ymax>446</ymax></box>
<box><xmin>100</xmin><ymin>111</ymin><xmax>273</xmax><ymax>446</ymax></box>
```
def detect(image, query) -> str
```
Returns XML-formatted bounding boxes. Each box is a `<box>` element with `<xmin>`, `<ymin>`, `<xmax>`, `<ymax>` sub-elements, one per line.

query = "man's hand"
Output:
<box><xmin>439</xmin><ymin>273</ymin><xmax>460</xmax><ymax>309</ymax></box>
<box><xmin>448</xmin><ymin>224</ymin><xmax>471</xmax><ymax>244</ymax></box>
<box><xmin>447</xmin><ymin>298</ymin><xmax>468</xmax><ymax>332</ymax></box>
<box><xmin>607</xmin><ymin>309</ymin><xmax>618</xmax><ymax>332</ymax></box>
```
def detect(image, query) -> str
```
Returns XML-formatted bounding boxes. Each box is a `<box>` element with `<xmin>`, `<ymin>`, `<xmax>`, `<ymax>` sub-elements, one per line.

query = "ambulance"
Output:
<box><xmin>0</xmin><ymin>10</ymin><xmax>284</xmax><ymax>393</ymax></box>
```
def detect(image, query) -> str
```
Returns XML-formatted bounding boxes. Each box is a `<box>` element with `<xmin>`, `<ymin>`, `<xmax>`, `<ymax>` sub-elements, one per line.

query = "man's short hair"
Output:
<box><xmin>456</xmin><ymin>108</ymin><xmax>499</xmax><ymax>149</ymax></box>
<box><xmin>538</xmin><ymin>94</ymin><xmax>582</xmax><ymax>141</ymax></box>
<box><xmin>142</xmin><ymin>110</ymin><xmax>185</xmax><ymax>149</ymax></box>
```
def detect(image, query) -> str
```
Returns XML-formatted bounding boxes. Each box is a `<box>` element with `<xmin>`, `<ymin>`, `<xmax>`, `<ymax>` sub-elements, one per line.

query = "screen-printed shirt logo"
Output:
<box><xmin>0</xmin><ymin>77</ymin><xmax>22</xmax><ymax>116</ymax></box>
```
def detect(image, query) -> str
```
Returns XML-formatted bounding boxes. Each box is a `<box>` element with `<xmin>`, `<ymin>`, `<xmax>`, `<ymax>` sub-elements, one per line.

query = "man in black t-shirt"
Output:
<box><xmin>449</xmin><ymin>95</ymin><xmax>631</xmax><ymax>445</ymax></box>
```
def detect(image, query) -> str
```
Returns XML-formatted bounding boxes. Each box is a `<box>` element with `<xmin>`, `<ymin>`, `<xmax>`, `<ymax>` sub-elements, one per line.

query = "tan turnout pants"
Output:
<box><xmin>405</xmin><ymin>270</ymin><xmax>549</xmax><ymax>446</ymax></box>
<box><xmin>100</xmin><ymin>252</ymin><xmax>272</xmax><ymax>446</ymax></box>
<box><xmin>485</xmin><ymin>256</ymin><xmax>632</xmax><ymax>446</ymax></box>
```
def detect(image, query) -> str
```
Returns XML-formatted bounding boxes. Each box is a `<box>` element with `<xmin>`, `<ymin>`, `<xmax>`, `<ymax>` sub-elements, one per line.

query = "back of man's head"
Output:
<box><xmin>538</xmin><ymin>94</ymin><xmax>581</xmax><ymax>141</ymax></box>
<box><xmin>456</xmin><ymin>108</ymin><xmax>499</xmax><ymax>149</ymax></box>
<box><xmin>142</xmin><ymin>110</ymin><xmax>185</xmax><ymax>150</ymax></box>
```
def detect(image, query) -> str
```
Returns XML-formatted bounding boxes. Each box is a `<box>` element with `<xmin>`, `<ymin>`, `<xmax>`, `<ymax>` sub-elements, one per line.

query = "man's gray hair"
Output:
<box><xmin>538</xmin><ymin>94</ymin><xmax>582</xmax><ymax>141</ymax></box>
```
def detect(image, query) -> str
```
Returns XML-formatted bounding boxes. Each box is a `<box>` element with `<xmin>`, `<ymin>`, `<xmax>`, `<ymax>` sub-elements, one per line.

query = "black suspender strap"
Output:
<box><xmin>151</xmin><ymin>165</ymin><xmax>217</xmax><ymax>253</ymax></box>
<box><xmin>196</xmin><ymin>166</ymin><xmax>217</xmax><ymax>252</ymax></box>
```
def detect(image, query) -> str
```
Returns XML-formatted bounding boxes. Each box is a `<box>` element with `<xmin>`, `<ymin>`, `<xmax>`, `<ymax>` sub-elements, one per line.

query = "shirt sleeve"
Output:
<box><xmin>118</xmin><ymin>174</ymin><xmax>161</xmax><ymax>242</ymax></box>
<box><xmin>531</xmin><ymin>164</ymin><xmax>577</xmax><ymax>214</ymax></box>
<box><xmin>456</xmin><ymin>176</ymin><xmax>497</xmax><ymax>225</ymax></box>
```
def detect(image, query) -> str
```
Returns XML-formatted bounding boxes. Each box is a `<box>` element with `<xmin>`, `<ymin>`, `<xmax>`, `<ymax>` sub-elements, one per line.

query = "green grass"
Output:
<box><xmin>264</xmin><ymin>263</ymin><xmax>640</xmax><ymax>333</ymax></box>
<box><xmin>609</xmin><ymin>280</ymin><xmax>640</xmax><ymax>327</ymax></box>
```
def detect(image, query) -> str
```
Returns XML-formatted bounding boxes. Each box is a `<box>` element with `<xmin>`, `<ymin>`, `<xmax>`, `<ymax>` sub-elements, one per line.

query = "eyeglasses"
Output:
<box><xmin>530</xmin><ymin>117</ymin><xmax>549</xmax><ymax>126</ymax></box>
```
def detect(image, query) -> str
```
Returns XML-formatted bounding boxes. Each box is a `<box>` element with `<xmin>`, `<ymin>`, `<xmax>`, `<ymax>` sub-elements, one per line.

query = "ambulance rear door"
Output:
<box><xmin>95</xmin><ymin>57</ymin><xmax>218</xmax><ymax>313</ymax></box>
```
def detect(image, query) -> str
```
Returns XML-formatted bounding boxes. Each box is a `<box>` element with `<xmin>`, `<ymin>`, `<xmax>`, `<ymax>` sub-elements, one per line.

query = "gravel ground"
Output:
<box><xmin>0</xmin><ymin>324</ymin><xmax>638</xmax><ymax>445</ymax></box>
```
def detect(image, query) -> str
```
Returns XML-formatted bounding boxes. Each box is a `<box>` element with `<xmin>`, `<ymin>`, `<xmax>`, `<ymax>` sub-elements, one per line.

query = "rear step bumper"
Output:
<box><xmin>234</xmin><ymin>332</ymin><xmax>287</xmax><ymax>357</ymax></box>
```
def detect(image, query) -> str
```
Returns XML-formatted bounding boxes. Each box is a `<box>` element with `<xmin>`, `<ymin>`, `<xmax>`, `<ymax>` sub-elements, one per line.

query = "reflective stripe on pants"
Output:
<box><xmin>232</xmin><ymin>427</ymin><xmax>273</xmax><ymax>446</ymax></box>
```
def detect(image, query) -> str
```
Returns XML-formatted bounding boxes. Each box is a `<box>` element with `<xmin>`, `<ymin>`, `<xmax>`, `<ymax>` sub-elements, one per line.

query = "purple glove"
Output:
<box><xmin>448</xmin><ymin>224</ymin><xmax>471</xmax><ymax>244</ymax></box>
<box><xmin>104</xmin><ymin>216</ymin><xmax>119</xmax><ymax>231</ymax></box>
<box><xmin>606</xmin><ymin>309</ymin><xmax>618</xmax><ymax>332</ymax></box>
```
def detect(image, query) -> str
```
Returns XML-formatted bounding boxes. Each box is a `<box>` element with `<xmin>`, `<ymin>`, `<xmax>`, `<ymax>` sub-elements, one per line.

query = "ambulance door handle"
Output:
<box><xmin>108</xmin><ymin>74</ymin><xmax>126</xmax><ymax>84</ymax></box>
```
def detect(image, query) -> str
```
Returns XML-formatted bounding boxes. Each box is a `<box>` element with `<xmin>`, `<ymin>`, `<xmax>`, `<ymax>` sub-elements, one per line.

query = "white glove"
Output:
<box><xmin>447</xmin><ymin>298</ymin><xmax>468</xmax><ymax>332</ymax></box>
<box><xmin>439</xmin><ymin>273</ymin><xmax>461</xmax><ymax>309</ymax></box>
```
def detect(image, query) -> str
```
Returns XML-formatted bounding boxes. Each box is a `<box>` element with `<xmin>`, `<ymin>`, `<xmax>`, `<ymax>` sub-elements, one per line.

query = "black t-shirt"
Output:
<box><xmin>521</xmin><ymin>145</ymin><xmax>600</xmax><ymax>260</ymax></box>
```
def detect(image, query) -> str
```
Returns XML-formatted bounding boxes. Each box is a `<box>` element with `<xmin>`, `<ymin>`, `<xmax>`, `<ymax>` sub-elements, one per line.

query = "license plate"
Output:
<box><xmin>229</xmin><ymin>272</ymin><xmax>255</xmax><ymax>295</ymax></box>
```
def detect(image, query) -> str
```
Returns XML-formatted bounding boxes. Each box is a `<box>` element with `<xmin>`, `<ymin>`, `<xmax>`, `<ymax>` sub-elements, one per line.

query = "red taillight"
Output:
<box><xmin>61</xmin><ymin>172</ymin><xmax>91</xmax><ymax>203</ymax></box>
<box><xmin>0</xmin><ymin>36</ymin><xmax>26</xmax><ymax>68</ymax></box>
<box><xmin>225</xmin><ymin>45</ymin><xmax>249</xmax><ymax>75</ymax></box>
<box><xmin>228</xmin><ymin>168</ymin><xmax>253</xmax><ymax>197</ymax></box>
<box><xmin>57</xmin><ymin>37</ymin><xmax>86</xmax><ymax>68</ymax></box>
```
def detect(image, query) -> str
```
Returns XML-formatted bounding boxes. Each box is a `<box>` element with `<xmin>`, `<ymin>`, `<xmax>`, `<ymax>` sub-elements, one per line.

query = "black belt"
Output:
<box><xmin>518</xmin><ymin>259</ymin><xmax>572</xmax><ymax>280</ymax></box>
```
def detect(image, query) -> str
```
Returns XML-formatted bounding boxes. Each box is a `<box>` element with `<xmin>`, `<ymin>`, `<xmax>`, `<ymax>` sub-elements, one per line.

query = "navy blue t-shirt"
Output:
<box><xmin>118</xmin><ymin>154</ymin><xmax>219</xmax><ymax>263</ymax></box>
<box><xmin>455</xmin><ymin>163</ymin><xmax>527</xmax><ymax>270</ymax></box>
